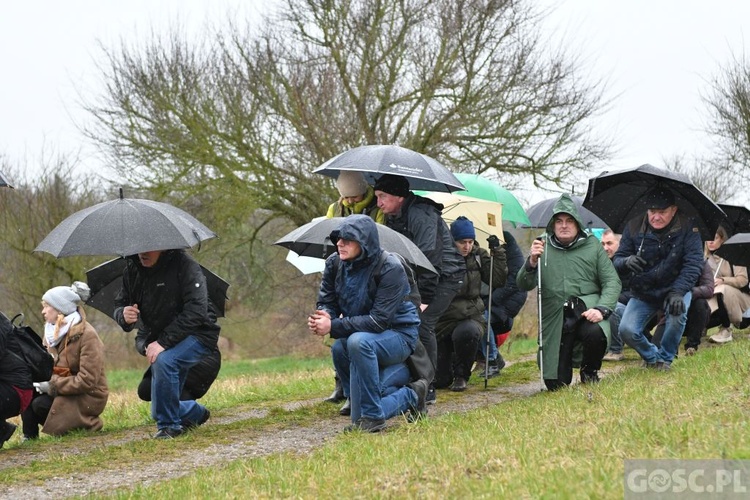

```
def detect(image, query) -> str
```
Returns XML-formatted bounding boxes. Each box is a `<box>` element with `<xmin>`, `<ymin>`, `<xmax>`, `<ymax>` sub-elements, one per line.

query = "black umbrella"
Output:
<box><xmin>713</xmin><ymin>233</ymin><xmax>750</xmax><ymax>267</ymax></box>
<box><xmin>583</xmin><ymin>164</ymin><xmax>726</xmax><ymax>240</ymax></box>
<box><xmin>519</xmin><ymin>195</ymin><xmax>608</xmax><ymax>230</ymax></box>
<box><xmin>274</xmin><ymin>217</ymin><xmax>437</xmax><ymax>275</ymax></box>
<box><xmin>85</xmin><ymin>257</ymin><xmax>229</xmax><ymax>318</ymax></box>
<box><xmin>718</xmin><ymin>204</ymin><xmax>750</xmax><ymax>235</ymax></box>
<box><xmin>0</xmin><ymin>170</ymin><xmax>13</xmax><ymax>189</ymax></box>
<box><xmin>34</xmin><ymin>189</ymin><xmax>216</xmax><ymax>257</ymax></box>
<box><xmin>313</xmin><ymin>144</ymin><xmax>465</xmax><ymax>193</ymax></box>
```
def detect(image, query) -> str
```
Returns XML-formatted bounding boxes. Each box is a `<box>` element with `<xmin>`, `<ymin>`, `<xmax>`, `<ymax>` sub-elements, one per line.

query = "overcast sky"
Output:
<box><xmin>1</xmin><ymin>1</ymin><xmax>749</xmax><ymax>204</ymax></box>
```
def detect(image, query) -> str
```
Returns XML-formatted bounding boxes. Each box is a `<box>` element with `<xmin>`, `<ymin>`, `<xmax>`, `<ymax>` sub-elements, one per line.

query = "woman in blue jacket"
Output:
<box><xmin>308</xmin><ymin>215</ymin><xmax>425</xmax><ymax>432</ymax></box>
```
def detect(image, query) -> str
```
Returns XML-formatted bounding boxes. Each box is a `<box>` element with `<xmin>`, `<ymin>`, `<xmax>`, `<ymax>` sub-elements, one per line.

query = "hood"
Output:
<box><xmin>545</xmin><ymin>193</ymin><xmax>586</xmax><ymax>235</ymax></box>
<box><xmin>330</xmin><ymin>214</ymin><xmax>381</xmax><ymax>264</ymax></box>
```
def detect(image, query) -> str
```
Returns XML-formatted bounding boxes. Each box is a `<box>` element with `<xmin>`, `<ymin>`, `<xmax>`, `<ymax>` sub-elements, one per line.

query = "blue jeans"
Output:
<box><xmin>478</xmin><ymin>311</ymin><xmax>498</xmax><ymax>361</ymax></box>
<box><xmin>608</xmin><ymin>302</ymin><xmax>626</xmax><ymax>354</ymax></box>
<box><xmin>619</xmin><ymin>293</ymin><xmax>691</xmax><ymax>364</ymax></box>
<box><xmin>151</xmin><ymin>336</ymin><xmax>210</xmax><ymax>430</ymax></box>
<box><xmin>331</xmin><ymin>330</ymin><xmax>416</xmax><ymax>422</ymax></box>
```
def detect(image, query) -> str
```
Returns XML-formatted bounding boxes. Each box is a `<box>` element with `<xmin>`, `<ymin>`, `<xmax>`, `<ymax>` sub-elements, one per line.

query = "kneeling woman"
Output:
<box><xmin>308</xmin><ymin>215</ymin><xmax>424</xmax><ymax>432</ymax></box>
<box><xmin>22</xmin><ymin>282</ymin><xmax>109</xmax><ymax>439</ymax></box>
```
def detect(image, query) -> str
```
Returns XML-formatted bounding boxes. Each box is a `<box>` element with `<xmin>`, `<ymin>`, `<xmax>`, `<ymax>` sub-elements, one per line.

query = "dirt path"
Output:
<box><xmin>0</xmin><ymin>359</ymin><xmax>627</xmax><ymax>499</ymax></box>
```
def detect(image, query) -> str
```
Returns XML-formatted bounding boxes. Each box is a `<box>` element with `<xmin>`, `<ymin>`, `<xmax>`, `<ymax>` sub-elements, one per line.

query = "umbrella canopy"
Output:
<box><xmin>313</xmin><ymin>144</ymin><xmax>465</xmax><ymax>193</ymax></box>
<box><xmin>583</xmin><ymin>164</ymin><xmax>726</xmax><ymax>240</ymax></box>
<box><xmin>86</xmin><ymin>257</ymin><xmax>229</xmax><ymax>318</ymax></box>
<box><xmin>452</xmin><ymin>173</ymin><xmax>531</xmax><ymax>226</ymax></box>
<box><xmin>274</xmin><ymin>217</ymin><xmax>437</xmax><ymax>275</ymax></box>
<box><xmin>34</xmin><ymin>190</ymin><xmax>217</xmax><ymax>257</ymax></box>
<box><xmin>416</xmin><ymin>192</ymin><xmax>504</xmax><ymax>246</ymax></box>
<box><xmin>0</xmin><ymin>170</ymin><xmax>14</xmax><ymax>189</ymax></box>
<box><xmin>718</xmin><ymin>204</ymin><xmax>750</xmax><ymax>235</ymax></box>
<box><xmin>520</xmin><ymin>195</ymin><xmax>608</xmax><ymax>230</ymax></box>
<box><xmin>714</xmin><ymin>233</ymin><xmax>750</xmax><ymax>267</ymax></box>
<box><xmin>285</xmin><ymin>250</ymin><xmax>326</xmax><ymax>275</ymax></box>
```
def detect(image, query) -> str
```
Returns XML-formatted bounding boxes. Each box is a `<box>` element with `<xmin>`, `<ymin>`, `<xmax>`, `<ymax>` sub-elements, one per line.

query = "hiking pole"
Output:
<box><xmin>536</xmin><ymin>234</ymin><xmax>546</xmax><ymax>390</ymax></box>
<box><xmin>485</xmin><ymin>250</ymin><xmax>494</xmax><ymax>390</ymax></box>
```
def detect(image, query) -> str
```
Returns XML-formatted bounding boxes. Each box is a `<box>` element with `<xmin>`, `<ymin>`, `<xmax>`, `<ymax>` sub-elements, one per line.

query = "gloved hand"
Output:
<box><xmin>664</xmin><ymin>292</ymin><xmax>685</xmax><ymax>316</ymax></box>
<box><xmin>33</xmin><ymin>381</ymin><xmax>50</xmax><ymax>394</ymax></box>
<box><xmin>487</xmin><ymin>235</ymin><xmax>501</xmax><ymax>250</ymax></box>
<box><xmin>625</xmin><ymin>255</ymin><xmax>647</xmax><ymax>273</ymax></box>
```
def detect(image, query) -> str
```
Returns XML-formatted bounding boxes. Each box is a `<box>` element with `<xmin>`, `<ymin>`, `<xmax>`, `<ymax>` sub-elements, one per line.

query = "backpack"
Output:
<box><xmin>2</xmin><ymin>313</ymin><xmax>54</xmax><ymax>382</ymax></box>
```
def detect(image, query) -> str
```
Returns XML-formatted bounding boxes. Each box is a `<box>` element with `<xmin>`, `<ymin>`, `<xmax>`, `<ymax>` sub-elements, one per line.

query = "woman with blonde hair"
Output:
<box><xmin>21</xmin><ymin>282</ymin><xmax>109</xmax><ymax>439</ymax></box>
<box><xmin>706</xmin><ymin>226</ymin><xmax>750</xmax><ymax>344</ymax></box>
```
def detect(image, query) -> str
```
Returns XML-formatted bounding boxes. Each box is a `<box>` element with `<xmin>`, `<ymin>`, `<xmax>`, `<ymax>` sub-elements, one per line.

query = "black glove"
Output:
<box><xmin>664</xmin><ymin>292</ymin><xmax>685</xmax><ymax>316</ymax></box>
<box><xmin>487</xmin><ymin>235</ymin><xmax>501</xmax><ymax>250</ymax></box>
<box><xmin>625</xmin><ymin>255</ymin><xmax>647</xmax><ymax>273</ymax></box>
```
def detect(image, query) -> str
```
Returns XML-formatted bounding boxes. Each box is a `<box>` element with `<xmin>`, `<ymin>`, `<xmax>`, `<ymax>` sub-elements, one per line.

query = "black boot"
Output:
<box><xmin>324</xmin><ymin>375</ymin><xmax>346</xmax><ymax>403</ymax></box>
<box><xmin>339</xmin><ymin>398</ymin><xmax>351</xmax><ymax>416</ymax></box>
<box><xmin>0</xmin><ymin>421</ymin><xmax>17</xmax><ymax>448</ymax></box>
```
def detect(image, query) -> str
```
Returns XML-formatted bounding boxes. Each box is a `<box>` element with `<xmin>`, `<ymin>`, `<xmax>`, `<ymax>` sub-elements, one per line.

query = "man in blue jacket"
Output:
<box><xmin>613</xmin><ymin>187</ymin><xmax>703</xmax><ymax>370</ymax></box>
<box><xmin>309</xmin><ymin>215</ymin><xmax>426</xmax><ymax>432</ymax></box>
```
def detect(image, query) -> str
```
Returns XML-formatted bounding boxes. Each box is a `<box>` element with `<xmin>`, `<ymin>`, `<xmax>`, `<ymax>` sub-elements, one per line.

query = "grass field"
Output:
<box><xmin>2</xmin><ymin>336</ymin><xmax>749</xmax><ymax>499</ymax></box>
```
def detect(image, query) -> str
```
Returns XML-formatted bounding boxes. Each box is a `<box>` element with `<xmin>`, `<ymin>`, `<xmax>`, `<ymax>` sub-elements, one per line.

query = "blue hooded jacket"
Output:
<box><xmin>316</xmin><ymin>215</ymin><xmax>420</xmax><ymax>350</ymax></box>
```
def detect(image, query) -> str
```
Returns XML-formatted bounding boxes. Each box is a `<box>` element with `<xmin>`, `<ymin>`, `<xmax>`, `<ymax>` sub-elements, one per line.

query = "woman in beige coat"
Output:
<box><xmin>706</xmin><ymin>227</ymin><xmax>750</xmax><ymax>344</ymax></box>
<box><xmin>21</xmin><ymin>282</ymin><xmax>109</xmax><ymax>438</ymax></box>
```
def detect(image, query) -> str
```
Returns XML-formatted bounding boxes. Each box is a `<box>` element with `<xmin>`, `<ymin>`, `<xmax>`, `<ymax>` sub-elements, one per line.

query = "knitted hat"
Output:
<box><xmin>43</xmin><ymin>281</ymin><xmax>91</xmax><ymax>315</ymax></box>
<box><xmin>450</xmin><ymin>216</ymin><xmax>476</xmax><ymax>241</ymax></box>
<box><xmin>644</xmin><ymin>187</ymin><xmax>675</xmax><ymax>209</ymax></box>
<box><xmin>336</xmin><ymin>171</ymin><xmax>370</xmax><ymax>197</ymax></box>
<box><xmin>373</xmin><ymin>174</ymin><xmax>410</xmax><ymax>198</ymax></box>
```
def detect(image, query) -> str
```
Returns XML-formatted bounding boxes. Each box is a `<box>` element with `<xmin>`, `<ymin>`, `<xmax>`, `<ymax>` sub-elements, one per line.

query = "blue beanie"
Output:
<box><xmin>450</xmin><ymin>216</ymin><xmax>475</xmax><ymax>241</ymax></box>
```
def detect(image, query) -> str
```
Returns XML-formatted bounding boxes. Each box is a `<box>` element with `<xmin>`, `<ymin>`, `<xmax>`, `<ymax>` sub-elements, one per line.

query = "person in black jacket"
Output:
<box><xmin>114</xmin><ymin>249</ymin><xmax>221</xmax><ymax>439</ymax></box>
<box><xmin>0</xmin><ymin>314</ymin><xmax>33</xmax><ymax>448</ymax></box>
<box><xmin>374</xmin><ymin>174</ymin><xmax>466</xmax><ymax>404</ymax></box>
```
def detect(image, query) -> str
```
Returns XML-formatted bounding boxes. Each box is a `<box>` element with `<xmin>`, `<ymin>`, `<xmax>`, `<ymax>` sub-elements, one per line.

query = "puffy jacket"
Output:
<box><xmin>0</xmin><ymin>315</ymin><xmax>33</xmax><ymax>390</ymax></box>
<box><xmin>489</xmin><ymin>231</ymin><xmax>528</xmax><ymax>322</ymax></box>
<box><xmin>316</xmin><ymin>215</ymin><xmax>420</xmax><ymax>351</ymax></box>
<box><xmin>436</xmin><ymin>242</ymin><xmax>507</xmax><ymax>339</ymax></box>
<box><xmin>114</xmin><ymin>250</ymin><xmax>221</xmax><ymax>352</ymax></box>
<box><xmin>384</xmin><ymin>193</ymin><xmax>465</xmax><ymax>302</ymax></box>
<box><xmin>613</xmin><ymin>212</ymin><xmax>703</xmax><ymax>304</ymax></box>
<box><xmin>326</xmin><ymin>186</ymin><xmax>385</xmax><ymax>224</ymax></box>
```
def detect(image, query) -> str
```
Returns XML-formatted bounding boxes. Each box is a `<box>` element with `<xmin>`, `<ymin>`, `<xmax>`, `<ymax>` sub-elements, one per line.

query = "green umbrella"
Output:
<box><xmin>415</xmin><ymin>173</ymin><xmax>530</xmax><ymax>226</ymax></box>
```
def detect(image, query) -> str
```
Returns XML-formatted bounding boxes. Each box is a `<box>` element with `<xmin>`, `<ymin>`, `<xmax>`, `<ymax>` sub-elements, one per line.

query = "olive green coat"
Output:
<box><xmin>516</xmin><ymin>194</ymin><xmax>621</xmax><ymax>380</ymax></box>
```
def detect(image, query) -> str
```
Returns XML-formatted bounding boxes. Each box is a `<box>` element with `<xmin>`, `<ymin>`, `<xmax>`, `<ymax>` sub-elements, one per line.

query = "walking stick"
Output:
<box><xmin>536</xmin><ymin>234</ymin><xmax>546</xmax><ymax>389</ymax></box>
<box><xmin>485</xmin><ymin>251</ymin><xmax>494</xmax><ymax>390</ymax></box>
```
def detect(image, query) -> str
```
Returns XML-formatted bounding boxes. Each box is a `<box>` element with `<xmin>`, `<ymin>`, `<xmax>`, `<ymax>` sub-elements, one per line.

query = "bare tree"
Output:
<box><xmin>663</xmin><ymin>154</ymin><xmax>740</xmax><ymax>203</ymax></box>
<box><xmin>82</xmin><ymin>0</ymin><xmax>611</xmax><ymax>227</ymax></box>
<box><xmin>701</xmin><ymin>49</ymin><xmax>750</xmax><ymax>185</ymax></box>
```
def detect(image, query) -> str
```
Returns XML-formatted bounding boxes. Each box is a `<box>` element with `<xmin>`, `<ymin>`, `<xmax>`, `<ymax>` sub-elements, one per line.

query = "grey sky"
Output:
<box><xmin>1</xmin><ymin>1</ymin><xmax>749</xmax><ymax>203</ymax></box>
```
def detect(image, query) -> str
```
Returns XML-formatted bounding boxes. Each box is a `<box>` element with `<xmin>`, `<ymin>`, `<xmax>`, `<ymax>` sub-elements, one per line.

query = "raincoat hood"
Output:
<box><xmin>330</xmin><ymin>214</ymin><xmax>381</xmax><ymax>265</ymax></box>
<box><xmin>545</xmin><ymin>193</ymin><xmax>587</xmax><ymax>237</ymax></box>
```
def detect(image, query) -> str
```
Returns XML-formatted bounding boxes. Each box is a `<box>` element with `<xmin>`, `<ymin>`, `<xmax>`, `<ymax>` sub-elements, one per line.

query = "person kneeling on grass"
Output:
<box><xmin>308</xmin><ymin>215</ymin><xmax>427</xmax><ymax>433</ymax></box>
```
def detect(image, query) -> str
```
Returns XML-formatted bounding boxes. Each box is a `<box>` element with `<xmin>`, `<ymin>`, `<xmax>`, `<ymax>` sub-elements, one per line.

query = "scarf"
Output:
<box><xmin>45</xmin><ymin>311</ymin><xmax>81</xmax><ymax>348</ymax></box>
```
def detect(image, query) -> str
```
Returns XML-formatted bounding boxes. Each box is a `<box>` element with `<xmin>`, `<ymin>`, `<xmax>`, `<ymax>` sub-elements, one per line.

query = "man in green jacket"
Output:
<box><xmin>517</xmin><ymin>194</ymin><xmax>621</xmax><ymax>391</ymax></box>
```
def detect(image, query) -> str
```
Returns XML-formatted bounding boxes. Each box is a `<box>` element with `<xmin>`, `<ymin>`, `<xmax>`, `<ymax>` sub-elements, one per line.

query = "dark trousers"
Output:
<box><xmin>434</xmin><ymin>319</ymin><xmax>482</xmax><ymax>388</ymax></box>
<box><xmin>544</xmin><ymin>320</ymin><xmax>607</xmax><ymax>391</ymax></box>
<box><xmin>0</xmin><ymin>383</ymin><xmax>21</xmax><ymax>420</ymax></box>
<box><xmin>418</xmin><ymin>275</ymin><xmax>464</xmax><ymax>375</ymax></box>
<box><xmin>21</xmin><ymin>394</ymin><xmax>53</xmax><ymax>438</ymax></box>
<box><xmin>652</xmin><ymin>298</ymin><xmax>710</xmax><ymax>350</ymax></box>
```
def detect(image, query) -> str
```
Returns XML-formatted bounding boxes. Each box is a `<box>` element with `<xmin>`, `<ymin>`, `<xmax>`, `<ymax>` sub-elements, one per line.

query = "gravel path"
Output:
<box><xmin>0</xmin><ymin>359</ymin><xmax>626</xmax><ymax>499</ymax></box>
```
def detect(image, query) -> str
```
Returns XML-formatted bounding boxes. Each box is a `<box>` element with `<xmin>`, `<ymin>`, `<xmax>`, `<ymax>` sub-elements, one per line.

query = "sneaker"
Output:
<box><xmin>153</xmin><ymin>427</ymin><xmax>184</xmax><ymax>439</ymax></box>
<box><xmin>344</xmin><ymin>417</ymin><xmax>386</xmax><ymax>433</ymax></box>
<box><xmin>655</xmin><ymin>361</ymin><xmax>671</xmax><ymax>371</ymax></box>
<box><xmin>425</xmin><ymin>383</ymin><xmax>437</xmax><ymax>405</ymax></box>
<box><xmin>580</xmin><ymin>371</ymin><xmax>600</xmax><ymax>384</ymax></box>
<box><xmin>602</xmin><ymin>351</ymin><xmax>625</xmax><ymax>361</ymax></box>
<box><xmin>478</xmin><ymin>358</ymin><xmax>502</xmax><ymax>379</ymax></box>
<box><xmin>406</xmin><ymin>378</ymin><xmax>428</xmax><ymax>422</ymax></box>
<box><xmin>184</xmin><ymin>408</ymin><xmax>210</xmax><ymax>430</ymax></box>
<box><xmin>685</xmin><ymin>347</ymin><xmax>697</xmax><ymax>356</ymax></box>
<box><xmin>450</xmin><ymin>377</ymin><xmax>468</xmax><ymax>392</ymax></box>
<box><xmin>640</xmin><ymin>360</ymin><xmax>657</xmax><ymax>369</ymax></box>
<box><xmin>709</xmin><ymin>327</ymin><xmax>733</xmax><ymax>344</ymax></box>
<box><xmin>0</xmin><ymin>422</ymin><xmax>17</xmax><ymax>448</ymax></box>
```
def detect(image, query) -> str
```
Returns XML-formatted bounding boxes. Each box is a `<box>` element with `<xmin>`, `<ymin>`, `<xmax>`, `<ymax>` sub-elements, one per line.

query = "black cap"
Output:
<box><xmin>644</xmin><ymin>187</ymin><xmax>675</xmax><ymax>209</ymax></box>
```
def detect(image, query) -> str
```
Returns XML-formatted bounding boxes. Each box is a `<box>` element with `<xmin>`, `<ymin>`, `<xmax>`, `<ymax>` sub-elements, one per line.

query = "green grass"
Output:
<box><xmin>4</xmin><ymin>336</ymin><xmax>750</xmax><ymax>499</ymax></box>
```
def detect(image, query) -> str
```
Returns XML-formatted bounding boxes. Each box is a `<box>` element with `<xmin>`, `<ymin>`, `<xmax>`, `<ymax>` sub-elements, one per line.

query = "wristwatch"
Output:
<box><xmin>594</xmin><ymin>306</ymin><xmax>611</xmax><ymax>319</ymax></box>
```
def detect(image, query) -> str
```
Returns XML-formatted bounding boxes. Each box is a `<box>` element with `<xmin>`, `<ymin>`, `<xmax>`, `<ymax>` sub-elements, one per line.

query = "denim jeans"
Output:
<box><xmin>478</xmin><ymin>310</ymin><xmax>498</xmax><ymax>362</ymax></box>
<box><xmin>331</xmin><ymin>329</ymin><xmax>416</xmax><ymax>422</ymax></box>
<box><xmin>151</xmin><ymin>335</ymin><xmax>210</xmax><ymax>430</ymax></box>
<box><xmin>608</xmin><ymin>302</ymin><xmax>626</xmax><ymax>354</ymax></box>
<box><xmin>619</xmin><ymin>293</ymin><xmax>691</xmax><ymax>364</ymax></box>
